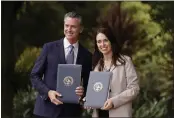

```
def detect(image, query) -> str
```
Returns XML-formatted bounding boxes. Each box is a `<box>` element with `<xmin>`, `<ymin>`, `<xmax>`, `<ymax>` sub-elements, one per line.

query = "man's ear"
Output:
<box><xmin>80</xmin><ymin>27</ymin><xmax>84</xmax><ymax>33</ymax></box>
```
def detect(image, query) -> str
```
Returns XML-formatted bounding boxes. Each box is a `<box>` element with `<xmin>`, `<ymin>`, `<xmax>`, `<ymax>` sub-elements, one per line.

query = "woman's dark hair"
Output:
<box><xmin>92</xmin><ymin>2</ymin><xmax>137</xmax><ymax>71</ymax></box>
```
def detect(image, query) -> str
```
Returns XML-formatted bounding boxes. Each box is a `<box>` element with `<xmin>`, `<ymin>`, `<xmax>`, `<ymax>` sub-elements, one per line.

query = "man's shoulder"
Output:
<box><xmin>79</xmin><ymin>44</ymin><xmax>92</xmax><ymax>56</ymax></box>
<box><xmin>44</xmin><ymin>38</ymin><xmax>63</xmax><ymax>47</ymax></box>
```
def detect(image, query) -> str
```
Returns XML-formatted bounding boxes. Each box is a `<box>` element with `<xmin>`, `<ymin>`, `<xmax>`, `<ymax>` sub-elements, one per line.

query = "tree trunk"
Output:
<box><xmin>1</xmin><ymin>2</ymin><xmax>22</xmax><ymax>118</ymax></box>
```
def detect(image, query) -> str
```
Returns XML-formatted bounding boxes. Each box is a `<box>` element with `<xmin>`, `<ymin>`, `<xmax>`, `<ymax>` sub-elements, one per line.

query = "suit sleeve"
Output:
<box><xmin>30</xmin><ymin>44</ymin><xmax>50</xmax><ymax>100</ymax></box>
<box><xmin>110</xmin><ymin>57</ymin><xmax>140</xmax><ymax>108</ymax></box>
<box><xmin>82</xmin><ymin>53</ymin><xmax>92</xmax><ymax>97</ymax></box>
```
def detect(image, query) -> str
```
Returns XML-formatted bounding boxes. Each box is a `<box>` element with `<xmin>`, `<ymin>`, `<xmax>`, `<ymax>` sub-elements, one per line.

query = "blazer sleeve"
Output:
<box><xmin>82</xmin><ymin>52</ymin><xmax>92</xmax><ymax>97</ymax></box>
<box><xmin>110</xmin><ymin>57</ymin><xmax>140</xmax><ymax>108</ymax></box>
<box><xmin>30</xmin><ymin>44</ymin><xmax>50</xmax><ymax>100</ymax></box>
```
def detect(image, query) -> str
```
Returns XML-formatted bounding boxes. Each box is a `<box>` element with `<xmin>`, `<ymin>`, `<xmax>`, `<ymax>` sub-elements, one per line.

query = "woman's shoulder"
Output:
<box><xmin>116</xmin><ymin>54</ymin><xmax>132</xmax><ymax>65</ymax></box>
<box><xmin>120</xmin><ymin>54</ymin><xmax>132</xmax><ymax>61</ymax></box>
<box><xmin>120</xmin><ymin>55</ymin><xmax>136</xmax><ymax>68</ymax></box>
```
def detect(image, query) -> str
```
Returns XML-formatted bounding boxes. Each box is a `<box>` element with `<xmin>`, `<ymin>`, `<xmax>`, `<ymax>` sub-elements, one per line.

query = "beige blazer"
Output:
<box><xmin>92</xmin><ymin>56</ymin><xmax>140</xmax><ymax>117</ymax></box>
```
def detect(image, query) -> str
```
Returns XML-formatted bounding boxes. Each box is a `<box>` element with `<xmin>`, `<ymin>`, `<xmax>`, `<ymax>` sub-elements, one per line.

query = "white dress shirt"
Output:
<box><xmin>64</xmin><ymin>37</ymin><xmax>79</xmax><ymax>64</ymax></box>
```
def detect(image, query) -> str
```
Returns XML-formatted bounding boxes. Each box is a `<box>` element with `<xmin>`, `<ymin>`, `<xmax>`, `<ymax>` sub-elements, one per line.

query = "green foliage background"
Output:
<box><xmin>2</xmin><ymin>1</ymin><xmax>173</xmax><ymax>118</ymax></box>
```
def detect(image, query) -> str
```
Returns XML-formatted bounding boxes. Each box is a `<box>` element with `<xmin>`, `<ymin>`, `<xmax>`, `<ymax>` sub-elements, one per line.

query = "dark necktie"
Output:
<box><xmin>66</xmin><ymin>45</ymin><xmax>74</xmax><ymax>64</ymax></box>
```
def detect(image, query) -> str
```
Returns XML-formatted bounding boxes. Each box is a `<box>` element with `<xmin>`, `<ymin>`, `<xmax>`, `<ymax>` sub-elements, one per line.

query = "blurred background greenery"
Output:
<box><xmin>1</xmin><ymin>1</ymin><xmax>174</xmax><ymax>118</ymax></box>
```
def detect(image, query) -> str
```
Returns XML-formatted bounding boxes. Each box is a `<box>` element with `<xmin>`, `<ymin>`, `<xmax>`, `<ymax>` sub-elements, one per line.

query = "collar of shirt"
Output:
<box><xmin>64</xmin><ymin>37</ymin><xmax>79</xmax><ymax>49</ymax></box>
<box><xmin>63</xmin><ymin>37</ymin><xmax>79</xmax><ymax>63</ymax></box>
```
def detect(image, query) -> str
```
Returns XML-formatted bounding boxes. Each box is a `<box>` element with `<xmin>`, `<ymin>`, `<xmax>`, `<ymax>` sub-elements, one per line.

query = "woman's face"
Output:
<box><xmin>96</xmin><ymin>32</ymin><xmax>112</xmax><ymax>55</ymax></box>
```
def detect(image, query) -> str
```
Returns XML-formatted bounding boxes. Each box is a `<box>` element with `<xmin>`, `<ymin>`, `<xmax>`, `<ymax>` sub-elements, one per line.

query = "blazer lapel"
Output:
<box><xmin>110</xmin><ymin>64</ymin><xmax>116</xmax><ymax>72</ymax></box>
<box><xmin>110</xmin><ymin>60</ymin><xmax>122</xmax><ymax>72</ymax></box>
<box><xmin>56</xmin><ymin>39</ymin><xmax>66</xmax><ymax>64</ymax></box>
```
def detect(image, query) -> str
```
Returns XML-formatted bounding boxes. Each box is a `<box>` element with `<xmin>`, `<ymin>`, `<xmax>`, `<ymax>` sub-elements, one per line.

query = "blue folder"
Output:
<box><xmin>84</xmin><ymin>71</ymin><xmax>112</xmax><ymax>108</ymax></box>
<box><xmin>56</xmin><ymin>64</ymin><xmax>82</xmax><ymax>104</ymax></box>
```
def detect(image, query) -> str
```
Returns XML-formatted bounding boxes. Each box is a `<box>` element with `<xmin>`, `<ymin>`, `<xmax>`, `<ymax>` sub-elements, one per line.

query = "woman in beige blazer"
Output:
<box><xmin>89</xmin><ymin>27</ymin><xmax>140</xmax><ymax>117</ymax></box>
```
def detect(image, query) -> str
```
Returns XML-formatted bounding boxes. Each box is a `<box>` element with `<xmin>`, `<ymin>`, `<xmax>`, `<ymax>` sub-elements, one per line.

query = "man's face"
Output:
<box><xmin>64</xmin><ymin>17</ymin><xmax>82</xmax><ymax>42</ymax></box>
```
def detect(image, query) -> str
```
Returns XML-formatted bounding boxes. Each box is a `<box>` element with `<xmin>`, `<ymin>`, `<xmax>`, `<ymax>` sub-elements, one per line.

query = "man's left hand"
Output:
<box><xmin>75</xmin><ymin>86</ymin><xmax>84</xmax><ymax>97</ymax></box>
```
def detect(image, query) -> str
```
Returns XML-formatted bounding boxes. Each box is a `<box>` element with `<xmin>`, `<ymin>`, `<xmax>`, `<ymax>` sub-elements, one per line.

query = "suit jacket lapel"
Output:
<box><xmin>56</xmin><ymin>39</ymin><xmax>66</xmax><ymax>64</ymax></box>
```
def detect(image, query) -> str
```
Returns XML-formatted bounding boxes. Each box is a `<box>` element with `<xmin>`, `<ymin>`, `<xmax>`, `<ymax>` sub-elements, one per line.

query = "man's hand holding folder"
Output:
<box><xmin>48</xmin><ymin>86</ymin><xmax>84</xmax><ymax>105</ymax></box>
<box><xmin>75</xmin><ymin>86</ymin><xmax>84</xmax><ymax>96</ymax></box>
<box><xmin>48</xmin><ymin>90</ymin><xmax>63</xmax><ymax>105</ymax></box>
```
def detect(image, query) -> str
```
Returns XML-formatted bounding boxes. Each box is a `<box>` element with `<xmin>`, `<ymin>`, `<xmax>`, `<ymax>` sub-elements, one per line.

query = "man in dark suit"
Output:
<box><xmin>30</xmin><ymin>11</ymin><xmax>92</xmax><ymax>118</ymax></box>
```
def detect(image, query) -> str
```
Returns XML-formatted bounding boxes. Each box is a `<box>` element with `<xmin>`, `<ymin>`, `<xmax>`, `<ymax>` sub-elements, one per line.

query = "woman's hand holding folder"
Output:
<box><xmin>101</xmin><ymin>99</ymin><xmax>114</xmax><ymax>110</ymax></box>
<box><xmin>83</xmin><ymin>98</ymin><xmax>114</xmax><ymax>110</ymax></box>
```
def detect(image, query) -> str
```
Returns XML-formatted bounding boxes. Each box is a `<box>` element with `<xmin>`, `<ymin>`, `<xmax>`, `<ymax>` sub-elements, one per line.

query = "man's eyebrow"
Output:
<box><xmin>64</xmin><ymin>24</ymin><xmax>76</xmax><ymax>26</ymax></box>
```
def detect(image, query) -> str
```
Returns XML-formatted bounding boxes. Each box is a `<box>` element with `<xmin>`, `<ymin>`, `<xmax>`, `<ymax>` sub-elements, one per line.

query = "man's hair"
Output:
<box><xmin>64</xmin><ymin>11</ymin><xmax>82</xmax><ymax>25</ymax></box>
